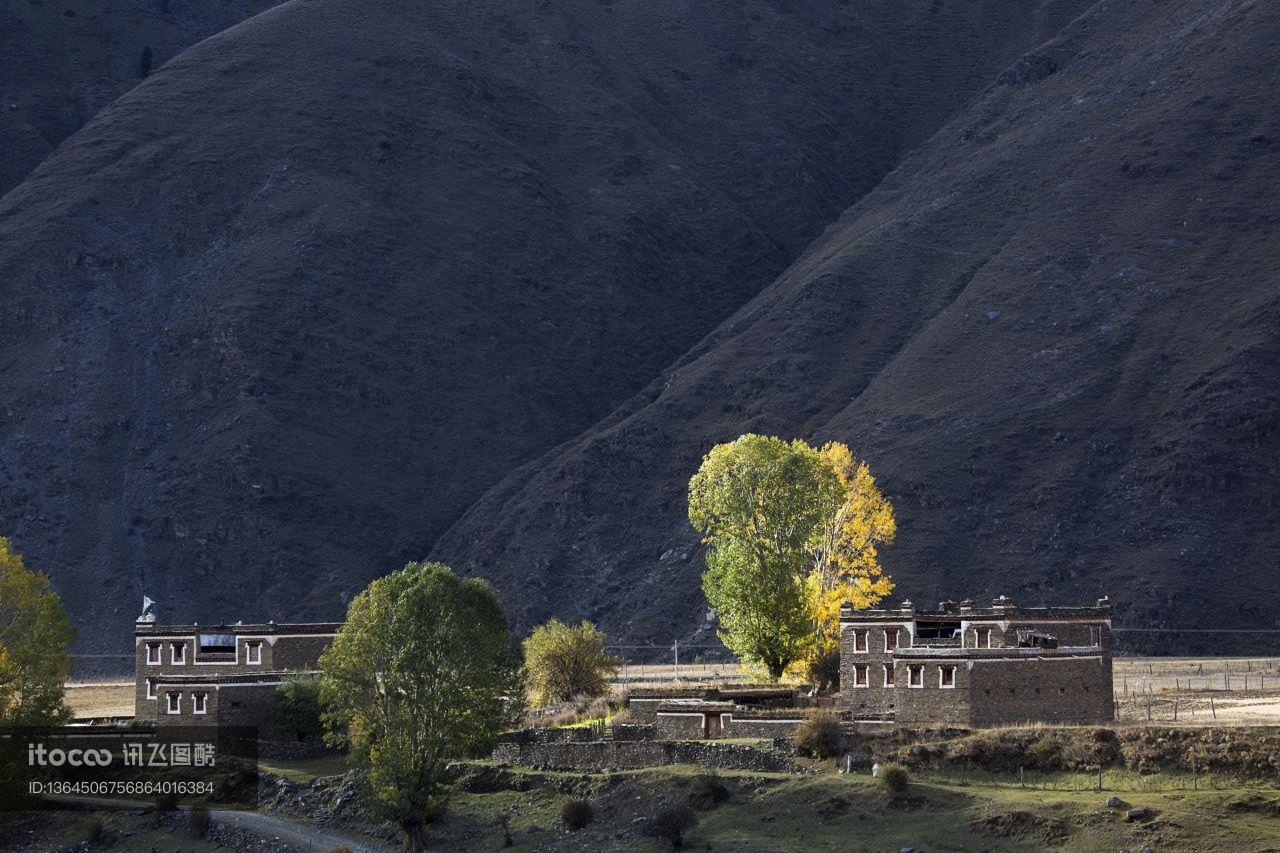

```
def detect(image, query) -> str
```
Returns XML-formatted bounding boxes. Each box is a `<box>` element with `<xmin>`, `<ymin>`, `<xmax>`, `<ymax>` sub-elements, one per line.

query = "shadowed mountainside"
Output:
<box><xmin>0</xmin><ymin>0</ymin><xmax>1092</xmax><ymax>650</ymax></box>
<box><xmin>433</xmin><ymin>0</ymin><xmax>1280</xmax><ymax>650</ymax></box>
<box><xmin>0</xmin><ymin>0</ymin><xmax>284</xmax><ymax>196</ymax></box>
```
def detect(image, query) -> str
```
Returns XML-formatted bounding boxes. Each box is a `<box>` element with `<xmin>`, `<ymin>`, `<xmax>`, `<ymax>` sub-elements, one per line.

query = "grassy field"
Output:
<box><xmin>421</xmin><ymin>764</ymin><xmax>1280</xmax><ymax>851</ymax></box>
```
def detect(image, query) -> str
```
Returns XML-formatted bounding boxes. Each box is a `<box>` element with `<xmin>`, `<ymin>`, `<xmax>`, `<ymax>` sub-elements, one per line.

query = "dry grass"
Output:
<box><xmin>65</xmin><ymin>679</ymin><xmax>133</xmax><ymax>719</ymax></box>
<box><xmin>1114</xmin><ymin>656</ymin><xmax>1280</xmax><ymax>725</ymax></box>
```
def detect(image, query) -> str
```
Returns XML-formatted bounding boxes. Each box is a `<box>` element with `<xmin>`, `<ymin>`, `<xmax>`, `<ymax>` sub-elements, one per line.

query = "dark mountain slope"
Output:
<box><xmin>0</xmin><ymin>0</ymin><xmax>283</xmax><ymax>196</ymax></box>
<box><xmin>433</xmin><ymin>0</ymin><xmax>1280</xmax><ymax>647</ymax></box>
<box><xmin>0</xmin><ymin>0</ymin><xmax>1090</xmax><ymax>650</ymax></box>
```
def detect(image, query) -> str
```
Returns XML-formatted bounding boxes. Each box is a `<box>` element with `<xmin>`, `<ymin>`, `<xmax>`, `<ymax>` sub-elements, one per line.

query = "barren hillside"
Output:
<box><xmin>0</xmin><ymin>0</ymin><xmax>1091</xmax><ymax>649</ymax></box>
<box><xmin>0</xmin><ymin>0</ymin><xmax>283</xmax><ymax>195</ymax></box>
<box><xmin>433</xmin><ymin>0</ymin><xmax>1280</xmax><ymax>649</ymax></box>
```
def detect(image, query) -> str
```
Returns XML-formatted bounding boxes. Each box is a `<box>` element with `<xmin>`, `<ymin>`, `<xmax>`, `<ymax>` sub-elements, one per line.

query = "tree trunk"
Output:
<box><xmin>402</xmin><ymin>819</ymin><xmax>429</xmax><ymax>852</ymax></box>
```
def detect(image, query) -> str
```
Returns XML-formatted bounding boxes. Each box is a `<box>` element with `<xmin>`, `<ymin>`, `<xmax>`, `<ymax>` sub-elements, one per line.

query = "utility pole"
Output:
<box><xmin>673</xmin><ymin>639</ymin><xmax>680</xmax><ymax>682</ymax></box>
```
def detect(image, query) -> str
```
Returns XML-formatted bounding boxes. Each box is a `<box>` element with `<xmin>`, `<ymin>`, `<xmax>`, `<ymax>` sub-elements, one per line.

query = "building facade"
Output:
<box><xmin>134</xmin><ymin>621</ymin><xmax>340</xmax><ymax>726</ymax></box>
<box><xmin>839</xmin><ymin>596</ymin><xmax>1114</xmax><ymax>726</ymax></box>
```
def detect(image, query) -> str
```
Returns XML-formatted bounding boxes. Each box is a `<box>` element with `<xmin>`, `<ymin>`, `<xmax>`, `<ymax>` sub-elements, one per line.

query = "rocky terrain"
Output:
<box><xmin>0</xmin><ymin>0</ymin><xmax>1275</xmax><ymax>652</ymax></box>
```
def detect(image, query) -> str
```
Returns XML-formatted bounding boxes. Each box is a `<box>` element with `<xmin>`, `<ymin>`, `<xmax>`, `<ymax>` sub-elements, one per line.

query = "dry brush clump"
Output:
<box><xmin>645</xmin><ymin>803</ymin><xmax>697</xmax><ymax>849</ymax></box>
<box><xmin>560</xmin><ymin>798</ymin><xmax>594</xmax><ymax>831</ymax></box>
<box><xmin>792</xmin><ymin>710</ymin><xmax>843</xmax><ymax>759</ymax></box>
<box><xmin>187</xmin><ymin>803</ymin><xmax>212</xmax><ymax>838</ymax></box>
<box><xmin>687</xmin><ymin>772</ymin><xmax>730</xmax><ymax>810</ymax></box>
<box><xmin>876</xmin><ymin>763</ymin><xmax>911</xmax><ymax>799</ymax></box>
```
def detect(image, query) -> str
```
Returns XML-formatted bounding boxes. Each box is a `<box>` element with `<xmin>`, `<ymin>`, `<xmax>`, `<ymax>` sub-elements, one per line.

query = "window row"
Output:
<box><xmin>144</xmin><ymin>641</ymin><xmax>262</xmax><ymax>665</ymax></box>
<box><xmin>849</xmin><ymin>628</ymin><xmax>899</xmax><ymax>653</ymax></box>
<box><xmin>161</xmin><ymin>690</ymin><xmax>208</xmax><ymax>715</ymax></box>
<box><xmin>849</xmin><ymin>664</ymin><xmax>957</xmax><ymax>688</ymax></box>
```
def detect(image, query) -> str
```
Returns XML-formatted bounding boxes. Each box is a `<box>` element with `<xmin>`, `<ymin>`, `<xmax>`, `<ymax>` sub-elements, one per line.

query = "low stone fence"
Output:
<box><xmin>492</xmin><ymin>739</ymin><xmax>808</xmax><ymax>774</ymax></box>
<box><xmin>496</xmin><ymin>727</ymin><xmax>599</xmax><ymax>745</ymax></box>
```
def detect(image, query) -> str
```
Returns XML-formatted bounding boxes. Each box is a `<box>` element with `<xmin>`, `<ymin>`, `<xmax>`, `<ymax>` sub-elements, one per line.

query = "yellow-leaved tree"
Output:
<box><xmin>802</xmin><ymin>443</ymin><xmax>896</xmax><ymax>689</ymax></box>
<box><xmin>689</xmin><ymin>435</ymin><xmax>895</xmax><ymax>687</ymax></box>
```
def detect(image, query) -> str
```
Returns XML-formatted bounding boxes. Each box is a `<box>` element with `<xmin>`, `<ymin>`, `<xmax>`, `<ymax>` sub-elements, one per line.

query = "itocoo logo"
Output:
<box><xmin>28</xmin><ymin>743</ymin><xmax>114</xmax><ymax>767</ymax></box>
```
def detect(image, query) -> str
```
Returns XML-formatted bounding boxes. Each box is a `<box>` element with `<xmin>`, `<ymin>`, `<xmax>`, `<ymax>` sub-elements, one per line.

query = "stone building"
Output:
<box><xmin>134</xmin><ymin>620</ymin><xmax>340</xmax><ymax>727</ymax></box>
<box><xmin>839</xmin><ymin>595</ymin><xmax>1114</xmax><ymax>726</ymax></box>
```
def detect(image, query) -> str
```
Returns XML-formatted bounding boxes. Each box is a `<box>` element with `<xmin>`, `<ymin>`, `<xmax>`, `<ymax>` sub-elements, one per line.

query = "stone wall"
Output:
<box><xmin>628</xmin><ymin>698</ymin><xmax>663</xmax><ymax>723</ymax></box>
<box><xmin>893</xmin><ymin>660</ymin><xmax>974</xmax><ymax>726</ymax></box>
<box><xmin>491</xmin><ymin>739</ymin><xmax>806</xmax><ymax>774</ymax></box>
<box><xmin>839</xmin><ymin>620</ymin><xmax>908</xmax><ymax>712</ymax></box>
<box><xmin>497</xmin><ymin>727</ymin><xmax>599</xmax><ymax>745</ymax></box>
<box><xmin>968</xmin><ymin>655</ymin><xmax>1113</xmax><ymax>726</ymax></box>
<box><xmin>724</xmin><ymin>717</ymin><xmax>802</xmax><ymax>739</ymax></box>
<box><xmin>654</xmin><ymin>712</ymin><xmax>708</xmax><ymax>739</ymax></box>
<box><xmin>272</xmin><ymin>635</ymin><xmax>334</xmax><ymax>669</ymax></box>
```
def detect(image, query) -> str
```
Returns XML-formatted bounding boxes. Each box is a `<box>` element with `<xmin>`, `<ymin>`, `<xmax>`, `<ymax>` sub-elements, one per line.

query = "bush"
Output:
<box><xmin>188</xmin><ymin>803</ymin><xmax>212</xmax><ymax>838</ymax></box>
<box><xmin>804</xmin><ymin>645</ymin><xmax>842</xmax><ymax>692</ymax></box>
<box><xmin>793</xmin><ymin>710</ymin><xmax>842</xmax><ymax>759</ymax></box>
<box><xmin>82</xmin><ymin>817</ymin><xmax>104</xmax><ymax>844</ymax></box>
<box><xmin>523</xmin><ymin>619</ymin><xmax>620</xmax><ymax>705</ymax></box>
<box><xmin>645</xmin><ymin>803</ymin><xmax>697</xmax><ymax>848</ymax></box>
<box><xmin>877</xmin><ymin>763</ymin><xmax>911</xmax><ymax>798</ymax></box>
<box><xmin>561</xmin><ymin>798</ymin><xmax>594</xmax><ymax>831</ymax></box>
<box><xmin>272</xmin><ymin>674</ymin><xmax>325</xmax><ymax>743</ymax></box>
<box><xmin>688</xmin><ymin>772</ymin><xmax>729</xmax><ymax>810</ymax></box>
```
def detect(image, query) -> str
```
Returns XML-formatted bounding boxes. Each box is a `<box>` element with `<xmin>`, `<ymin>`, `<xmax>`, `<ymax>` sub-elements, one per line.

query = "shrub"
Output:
<box><xmin>561</xmin><ymin>798</ymin><xmax>594</xmax><ymax>831</ymax></box>
<box><xmin>188</xmin><ymin>803</ymin><xmax>212</xmax><ymax>838</ymax></box>
<box><xmin>877</xmin><ymin>763</ymin><xmax>911</xmax><ymax>798</ymax></box>
<box><xmin>523</xmin><ymin>619</ymin><xmax>620</xmax><ymax>705</ymax></box>
<box><xmin>793</xmin><ymin>710</ymin><xmax>842</xmax><ymax>759</ymax></box>
<box><xmin>646</xmin><ymin>803</ymin><xmax>697</xmax><ymax>848</ymax></box>
<box><xmin>82</xmin><ymin>817</ymin><xmax>104</xmax><ymax>844</ymax></box>
<box><xmin>688</xmin><ymin>772</ymin><xmax>729</xmax><ymax>810</ymax></box>
<box><xmin>804</xmin><ymin>644</ymin><xmax>842</xmax><ymax>692</ymax></box>
<box><xmin>272</xmin><ymin>674</ymin><xmax>325</xmax><ymax>743</ymax></box>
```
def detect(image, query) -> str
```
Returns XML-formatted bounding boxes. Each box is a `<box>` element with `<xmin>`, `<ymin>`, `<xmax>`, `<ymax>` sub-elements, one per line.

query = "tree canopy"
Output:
<box><xmin>0</xmin><ymin>537</ymin><xmax>75</xmax><ymax>726</ymax></box>
<box><xmin>318</xmin><ymin>561</ymin><xmax>522</xmax><ymax>851</ymax></box>
<box><xmin>688</xmin><ymin>435</ymin><xmax>894</xmax><ymax>682</ymax></box>
<box><xmin>522</xmin><ymin>618</ymin><xmax>619</xmax><ymax>706</ymax></box>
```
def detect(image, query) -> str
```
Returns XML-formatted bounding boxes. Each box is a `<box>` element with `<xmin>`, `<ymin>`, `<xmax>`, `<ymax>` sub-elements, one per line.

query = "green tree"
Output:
<box><xmin>688</xmin><ymin>435</ymin><xmax>844</xmax><ymax>679</ymax></box>
<box><xmin>0</xmin><ymin>537</ymin><xmax>75</xmax><ymax>726</ymax></box>
<box><xmin>318</xmin><ymin>562</ymin><xmax>522</xmax><ymax>851</ymax></box>
<box><xmin>271</xmin><ymin>674</ymin><xmax>324</xmax><ymax>743</ymax></box>
<box><xmin>523</xmin><ymin>619</ymin><xmax>619</xmax><ymax>705</ymax></box>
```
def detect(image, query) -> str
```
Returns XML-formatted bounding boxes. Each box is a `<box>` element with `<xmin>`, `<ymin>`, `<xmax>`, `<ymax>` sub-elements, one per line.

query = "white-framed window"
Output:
<box><xmin>884</xmin><ymin>628</ymin><xmax>898</xmax><ymax>651</ymax></box>
<box><xmin>146</xmin><ymin>678</ymin><xmax>156</xmax><ymax>700</ymax></box>
<box><xmin>166</xmin><ymin>692</ymin><xmax>181</xmax><ymax>714</ymax></box>
<box><xmin>883</xmin><ymin>663</ymin><xmax>895</xmax><ymax>687</ymax></box>
<box><xmin>245</xmin><ymin>642</ymin><xmax>262</xmax><ymax>665</ymax></box>
<box><xmin>171</xmin><ymin>642</ymin><xmax>186</xmax><ymax>665</ymax></box>
<box><xmin>192</xmin><ymin>692</ymin><xmax>207</xmax><ymax>715</ymax></box>
<box><xmin>940</xmin><ymin>665</ymin><xmax>957</xmax><ymax>688</ymax></box>
<box><xmin>1090</xmin><ymin>626</ymin><xmax>1102</xmax><ymax>646</ymax></box>
<box><xmin>853</xmin><ymin>630</ymin><xmax>868</xmax><ymax>653</ymax></box>
<box><xmin>852</xmin><ymin>664</ymin><xmax>868</xmax><ymax>687</ymax></box>
<box><xmin>146</xmin><ymin>643</ymin><xmax>161</xmax><ymax>665</ymax></box>
<box><xmin>975</xmin><ymin>627</ymin><xmax>991</xmax><ymax>649</ymax></box>
<box><xmin>907</xmin><ymin>665</ymin><xmax>924</xmax><ymax>688</ymax></box>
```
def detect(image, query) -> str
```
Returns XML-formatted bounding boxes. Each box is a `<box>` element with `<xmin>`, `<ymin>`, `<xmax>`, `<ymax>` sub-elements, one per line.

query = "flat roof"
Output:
<box><xmin>892</xmin><ymin>647</ymin><xmax>1105</xmax><ymax>660</ymax></box>
<box><xmin>840</xmin><ymin>605</ymin><xmax>1110</xmax><ymax>622</ymax></box>
<box><xmin>135</xmin><ymin>622</ymin><xmax>342</xmax><ymax>636</ymax></box>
